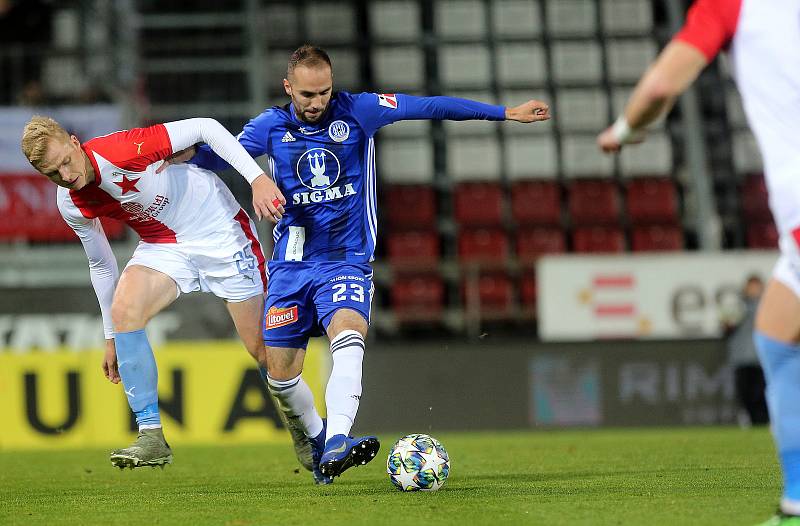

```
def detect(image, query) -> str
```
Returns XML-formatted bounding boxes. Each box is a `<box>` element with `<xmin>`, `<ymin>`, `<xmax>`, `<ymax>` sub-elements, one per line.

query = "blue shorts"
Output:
<box><xmin>263</xmin><ymin>261</ymin><xmax>373</xmax><ymax>349</ymax></box>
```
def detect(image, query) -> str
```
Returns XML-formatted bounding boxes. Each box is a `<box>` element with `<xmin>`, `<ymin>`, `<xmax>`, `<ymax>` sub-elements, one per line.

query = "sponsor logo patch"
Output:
<box><xmin>265</xmin><ymin>305</ymin><xmax>299</xmax><ymax>329</ymax></box>
<box><xmin>378</xmin><ymin>93</ymin><xmax>397</xmax><ymax>109</ymax></box>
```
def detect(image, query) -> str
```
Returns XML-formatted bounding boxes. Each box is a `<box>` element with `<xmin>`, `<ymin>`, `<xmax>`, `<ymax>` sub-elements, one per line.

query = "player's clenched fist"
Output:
<box><xmin>251</xmin><ymin>174</ymin><xmax>286</xmax><ymax>223</ymax></box>
<box><xmin>505</xmin><ymin>100</ymin><xmax>551</xmax><ymax>123</ymax></box>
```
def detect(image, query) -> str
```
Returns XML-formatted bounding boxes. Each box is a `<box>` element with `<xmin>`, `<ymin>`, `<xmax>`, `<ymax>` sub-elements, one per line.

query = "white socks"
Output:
<box><xmin>266</xmin><ymin>373</ymin><xmax>323</xmax><ymax>439</ymax></box>
<box><xmin>325</xmin><ymin>330</ymin><xmax>365</xmax><ymax>441</ymax></box>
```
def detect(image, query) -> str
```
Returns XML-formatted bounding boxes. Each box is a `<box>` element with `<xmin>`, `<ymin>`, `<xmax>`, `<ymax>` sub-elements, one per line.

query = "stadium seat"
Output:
<box><xmin>448</xmin><ymin>136</ymin><xmax>501</xmax><ymax>181</ymax></box>
<box><xmin>458</xmin><ymin>228</ymin><xmax>509</xmax><ymax>264</ymax></box>
<box><xmin>726</xmin><ymin>85</ymin><xmax>748</xmax><ymax>130</ymax></box>
<box><xmin>606</xmin><ymin>39</ymin><xmax>658</xmax><ymax>83</ymax></box>
<box><xmin>631</xmin><ymin>225</ymin><xmax>684</xmax><ymax>252</ymax></box>
<box><xmin>387</xmin><ymin>231</ymin><xmax>440</xmax><ymax>266</ymax></box>
<box><xmin>619</xmin><ymin>132</ymin><xmax>672</xmax><ymax>177</ymax></box>
<box><xmin>516</xmin><ymin>227</ymin><xmax>567</xmax><ymax>263</ymax></box>
<box><xmin>492</xmin><ymin>0</ymin><xmax>542</xmax><ymax>38</ymax></box>
<box><xmin>454</xmin><ymin>182</ymin><xmax>504</xmax><ymax>227</ymax></box>
<box><xmin>511</xmin><ymin>180</ymin><xmax>561</xmax><ymax>225</ymax></box>
<box><xmin>746</xmin><ymin>222</ymin><xmax>778</xmax><ymax>249</ymax></box>
<box><xmin>497</xmin><ymin>43</ymin><xmax>547</xmax><ymax>86</ymax></box>
<box><xmin>370</xmin><ymin>0</ymin><xmax>420</xmax><ymax>42</ymax></box>
<box><xmin>391</xmin><ymin>273</ymin><xmax>445</xmax><ymax>320</ymax></box>
<box><xmin>372</xmin><ymin>47</ymin><xmax>425</xmax><ymax>90</ymax></box>
<box><xmin>561</xmin><ymin>135</ymin><xmax>614</xmax><ymax>178</ymax></box>
<box><xmin>740</xmin><ymin>173</ymin><xmax>772</xmax><ymax>222</ymax></box>
<box><xmin>572</xmin><ymin>226</ymin><xmax>626</xmax><ymax>253</ymax></box>
<box><xmin>307</xmin><ymin>3</ymin><xmax>356</xmax><ymax>43</ymax></box>
<box><xmin>601</xmin><ymin>0</ymin><xmax>653</xmax><ymax>35</ymax></box>
<box><xmin>379</xmin><ymin>138</ymin><xmax>434</xmax><ymax>184</ymax></box>
<box><xmin>546</xmin><ymin>0</ymin><xmax>597</xmax><ymax>37</ymax></box>
<box><xmin>436</xmin><ymin>0</ymin><xmax>485</xmax><ymax>38</ymax></box>
<box><xmin>556</xmin><ymin>88</ymin><xmax>608</xmax><ymax>131</ymax></box>
<box><xmin>625</xmin><ymin>178</ymin><xmax>679</xmax><ymax>224</ymax></box>
<box><xmin>568</xmin><ymin>179</ymin><xmax>621</xmax><ymax>225</ymax></box>
<box><xmin>462</xmin><ymin>272</ymin><xmax>514</xmax><ymax>313</ymax></box>
<box><xmin>733</xmin><ymin>130</ymin><xmax>764</xmax><ymax>174</ymax></box>
<box><xmin>551</xmin><ymin>41</ymin><xmax>603</xmax><ymax>84</ymax></box>
<box><xmin>385</xmin><ymin>185</ymin><xmax>437</xmax><ymax>230</ymax></box>
<box><xmin>440</xmin><ymin>44</ymin><xmax>491</xmax><ymax>88</ymax></box>
<box><xmin>504</xmin><ymin>135</ymin><xmax>558</xmax><ymax>180</ymax></box>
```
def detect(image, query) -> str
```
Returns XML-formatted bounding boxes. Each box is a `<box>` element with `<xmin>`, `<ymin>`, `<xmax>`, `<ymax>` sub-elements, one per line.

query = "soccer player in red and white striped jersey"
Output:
<box><xmin>598</xmin><ymin>1</ymin><xmax>800</xmax><ymax>523</ymax></box>
<box><xmin>21</xmin><ymin>116</ymin><xmax>285</xmax><ymax>468</ymax></box>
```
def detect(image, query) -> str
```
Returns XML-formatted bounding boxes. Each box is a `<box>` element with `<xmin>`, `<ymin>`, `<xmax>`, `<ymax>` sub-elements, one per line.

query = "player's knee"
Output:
<box><xmin>111</xmin><ymin>295</ymin><xmax>147</xmax><ymax>332</ymax></box>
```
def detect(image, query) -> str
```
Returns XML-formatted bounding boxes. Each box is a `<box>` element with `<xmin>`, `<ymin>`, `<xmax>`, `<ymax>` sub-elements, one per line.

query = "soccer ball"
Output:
<box><xmin>387</xmin><ymin>433</ymin><xmax>450</xmax><ymax>491</ymax></box>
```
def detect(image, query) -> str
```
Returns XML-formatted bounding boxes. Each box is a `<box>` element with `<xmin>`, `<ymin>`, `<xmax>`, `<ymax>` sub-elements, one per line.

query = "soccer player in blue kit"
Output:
<box><xmin>171</xmin><ymin>45</ymin><xmax>550</xmax><ymax>483</ymax></box>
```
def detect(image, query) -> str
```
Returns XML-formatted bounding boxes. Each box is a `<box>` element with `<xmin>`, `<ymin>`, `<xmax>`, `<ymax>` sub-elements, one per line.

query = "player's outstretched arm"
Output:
<box><xmin>504</xmin><ymin>100</ymin><xmax>551</xmax><ymax>123</ymax></box>
<box><xmin>597</xmin><ymin>40</ymin><xmax>707</xmax><ymax>153</ymax></box>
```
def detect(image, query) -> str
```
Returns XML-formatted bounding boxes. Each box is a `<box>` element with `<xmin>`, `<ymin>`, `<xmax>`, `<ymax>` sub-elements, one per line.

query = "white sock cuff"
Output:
<box><xmin>330</xmin><ymin>330</ymin><xmax>365</xmax><ymax>354</ymax></box>
<box><xmin>266</xmin><ymin>373</ymin><xmax>302</xmax><ymax>391</ymax></box>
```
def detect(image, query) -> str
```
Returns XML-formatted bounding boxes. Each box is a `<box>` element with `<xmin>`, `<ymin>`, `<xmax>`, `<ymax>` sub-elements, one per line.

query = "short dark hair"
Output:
<box><xmin>287</xmin><ymin>45</ymin><xmax>332</xmax><ymax>78</ymax></box>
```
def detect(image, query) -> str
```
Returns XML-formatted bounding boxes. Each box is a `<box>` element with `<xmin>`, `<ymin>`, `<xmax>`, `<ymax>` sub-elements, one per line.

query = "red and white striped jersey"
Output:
<box><xmin>674</xmin><ymin>0</ymin><xmax>800</xmax><ymax>182</ymax></box>
<box><xmin>57</xmin><ymin>119</ymin><xmax>261</xmax><ymax>243</ymax></box>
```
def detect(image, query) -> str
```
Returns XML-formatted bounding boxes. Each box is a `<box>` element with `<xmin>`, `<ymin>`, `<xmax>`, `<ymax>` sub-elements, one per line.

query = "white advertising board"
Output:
<box><xmin>538</xmin><ymin>251</ymin><xmax>779</xmax><ymax>341</ymax></box>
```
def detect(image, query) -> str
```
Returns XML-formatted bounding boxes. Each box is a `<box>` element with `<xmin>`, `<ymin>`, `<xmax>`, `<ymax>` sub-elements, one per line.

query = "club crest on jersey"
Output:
<box><xmin>378</xmin><ymin>93</ymin><xmax>397</xmax><ymax>109</ymax></box>
<box><xmin>328</xmin><ymin>120</ymin><xmax>350</xmax><ymax>142</ymax></box>
<box><xmin>296</xmin><ymin>147</ymin><xmax>341</xmax><ymax>190</ymax></box>
<box><xmin>265</xmin><ymin>305</ymin><xmax>298</xmax><ymax>329</ymax></box>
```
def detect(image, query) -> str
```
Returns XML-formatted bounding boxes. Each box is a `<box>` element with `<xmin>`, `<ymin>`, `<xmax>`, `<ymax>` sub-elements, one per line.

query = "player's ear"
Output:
<box><xmin>283</xmin><ymin>79</ymin><xmax>291</xmax><ymax>96</ymax></box>
<box><xmin>69</xmin><ymin>134</ymin><xmax>81</xmax><ymax>147</ymax></box>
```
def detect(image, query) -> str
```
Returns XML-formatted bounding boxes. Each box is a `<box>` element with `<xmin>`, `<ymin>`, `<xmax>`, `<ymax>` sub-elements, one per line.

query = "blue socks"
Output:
<box><xmin>754</xmin><ymin>331</ymin><xmax>800</xmax><ymax>501</ymax></box>
<box><xmin>115</xmin><ymin>329</ymin><xmax>160</xmax><ymax>429</ymax></box>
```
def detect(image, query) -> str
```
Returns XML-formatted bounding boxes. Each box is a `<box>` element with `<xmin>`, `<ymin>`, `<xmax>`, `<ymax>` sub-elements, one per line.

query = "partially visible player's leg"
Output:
<box><xmin>110</xmin><ymin>264</ymin><xmax>179</xmax><ymax>468</ymax></box>
<box><xmin>755</xmin><ymin>261</ymin><xmax>800</xmax><ymax>519</ymax></box>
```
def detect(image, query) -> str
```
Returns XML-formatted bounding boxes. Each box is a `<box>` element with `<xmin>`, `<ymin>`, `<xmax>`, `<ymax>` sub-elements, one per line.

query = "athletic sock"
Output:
<box><xmin>754</xmin><ymin>331</ymin><xmax>800</xmax><ymax>506</ymax></box>
<box><xmin>262</xmin><ymin>368</ymin><xmax>323</xmax><ymax>439</ymax></box>
<box><xmin>115</xmin><ymin>329</ymin><xmax>160</xmax><ymax>430</ymax></box>
<box><xmin>325</xmin><ymin>330</ymin><xmax>365</xmax><ymax>442</ymax></box>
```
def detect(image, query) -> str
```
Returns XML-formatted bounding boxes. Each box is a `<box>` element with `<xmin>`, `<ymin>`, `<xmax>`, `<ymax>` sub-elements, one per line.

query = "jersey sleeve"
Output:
<box><xmin>350</xmin><ymin>92</ymin><xmax>506</xmax><ymax>137</ymax></box>
<box><xmin>57</xmin><ymin>193</ymin><xmax>119</xmax><ymax>339</ymax></box>
<box><xmin>191</xmin><ymin>110</ymin><xmax>272</xmax><ymax>173</ymax></box>
<box><xmin>83</xmin><ymin>124</ymin><xmax>173</xmax><ymax>172</ymax></box>
<box><xmin>673</xmin><ymin>0</ymin><xmax>742</xmax><ymax>61</ymax></box>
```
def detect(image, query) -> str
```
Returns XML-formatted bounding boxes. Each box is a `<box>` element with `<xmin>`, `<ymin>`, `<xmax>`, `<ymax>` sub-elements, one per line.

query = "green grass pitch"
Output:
<box><xmin>0</xmin><ymin>427</ymin><xmax>781</xmax><ymax>525</ymax></box>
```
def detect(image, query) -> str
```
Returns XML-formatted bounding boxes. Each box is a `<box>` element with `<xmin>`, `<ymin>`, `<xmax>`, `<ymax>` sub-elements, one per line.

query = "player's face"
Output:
<box><xmin>284</xmin><ymin>65</ymin><xmax>333</xmax><ymax>124</ymax></box>
<box><xmin>40</xmin><ymin>136</ymin><xmax>91</xmax><ymax>190</ymax></box>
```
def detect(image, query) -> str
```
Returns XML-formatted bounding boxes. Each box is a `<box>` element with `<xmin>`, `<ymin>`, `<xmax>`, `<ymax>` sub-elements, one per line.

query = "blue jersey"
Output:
<box><xmin>192</xmin><ymin>91</ymin><xmax>505</xmax><ymax>263</ymax></box>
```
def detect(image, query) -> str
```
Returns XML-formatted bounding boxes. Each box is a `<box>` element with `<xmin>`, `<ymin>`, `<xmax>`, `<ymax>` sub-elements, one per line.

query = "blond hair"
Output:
<box><xmin>21</xmin><ymin>116</ymin><xmax>70</xmax><ymax>172</ymax></box>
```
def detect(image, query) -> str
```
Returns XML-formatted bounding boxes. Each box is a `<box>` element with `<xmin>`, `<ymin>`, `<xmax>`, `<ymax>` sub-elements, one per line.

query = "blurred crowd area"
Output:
<box><xmin>0</xmin><ymin>0</ymin><xmax>772</xmax><ymax>337</ymax></box>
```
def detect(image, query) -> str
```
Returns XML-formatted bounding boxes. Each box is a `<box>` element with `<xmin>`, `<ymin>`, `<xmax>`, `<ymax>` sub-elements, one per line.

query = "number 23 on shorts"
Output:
<box><xmin>332</xmin><ymin>283</ymin><xmax>365</xmax><ymax>303</ymax></box>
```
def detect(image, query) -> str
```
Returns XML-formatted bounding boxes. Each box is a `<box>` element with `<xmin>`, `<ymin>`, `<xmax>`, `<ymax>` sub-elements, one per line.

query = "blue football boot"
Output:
<box><xmin>311</xmin><ymin>420</ymin><xmax>333</xmax><ymax>485</ymax></box>
<box><xmin>319</xmin><ymin>433</ymin><xmax>380</xmax><ymax>478</ymax></box>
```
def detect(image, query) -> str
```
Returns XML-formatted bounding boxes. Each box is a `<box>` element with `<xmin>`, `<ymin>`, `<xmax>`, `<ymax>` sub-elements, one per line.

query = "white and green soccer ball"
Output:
<box><xmin>387</xmin><ymin>433</ymin><xmax>450</xmax><ymax>492</ymax></box>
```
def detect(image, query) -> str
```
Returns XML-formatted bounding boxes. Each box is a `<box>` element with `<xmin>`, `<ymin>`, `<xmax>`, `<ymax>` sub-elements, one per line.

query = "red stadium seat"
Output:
<box><xmin>515</xmin><ymin>227</ymin><xmax>566</xmax><ymax>263</ymax></box>
<box><xmin>568</xmin><ymin>179</ymin><xmax>620</xmax><ymax>225</ymax></box>
<box><xmin>740</xmin><ymin>173</ymin><xmax>772</xmax><ymax>222</ymax></box>
<box><xmin>387</xmin><ymin>230</ymin><xmax>439</xmax><ymax>266</ymax></box>
<box><xmin>746</xmin><ymin>222</ymin><xmax>778</xmax><ymax>249</ymax></box>
<box><xmin>631</xmin><ymin>225</ymin><xmax>684</xmax><ymax>252</ymax></box>
<box><xmin>458</xmin><ymin>228</ymin><xmax>509</xmax><ymax>264</ymax></box>
<box><xmin>391</xmin><ymin>273</ymin><xmax>445</xmax><ymax>320</ymax></box>
<box><xmin>510</xmin><ymin>180</ymin><xmax>561</xmax><ymax>225</ymax></box>
<box><xmin>572</xmin><ymin>226</ymin><xmax>626</xmax><ymax>253</ymax></box>
<box><xmin>385</xmin><ymin>184</ymin><xmax>437</xmax><ymax>230</ymax></box>
<box><xmin>454</xmin><ymin>182</ymin><xmax>504</xmax><ymax>226</ymax></box>
<box><xmin>626</xmin><ymin>178</ymin><xmax>679</xmax><ymax>224</ymax></box>
<box><xmin>462</xmin><ymin>272</ymin><xmax>514</xmax><ymax>313</ymax></box>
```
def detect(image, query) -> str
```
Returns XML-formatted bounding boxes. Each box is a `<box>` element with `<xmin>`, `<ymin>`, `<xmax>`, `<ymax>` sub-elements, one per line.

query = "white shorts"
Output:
<box><xmin>126</xmin><ymin>212</ymin><xmax>266</xmax><ymax>302</ymax></box>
